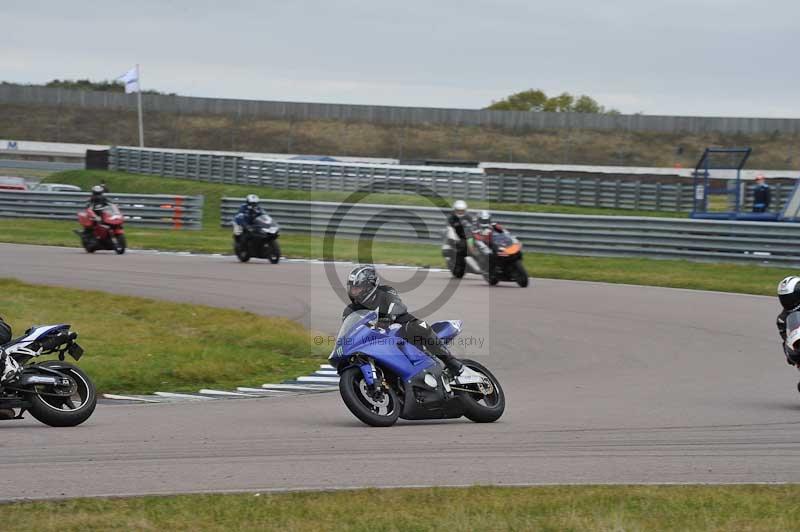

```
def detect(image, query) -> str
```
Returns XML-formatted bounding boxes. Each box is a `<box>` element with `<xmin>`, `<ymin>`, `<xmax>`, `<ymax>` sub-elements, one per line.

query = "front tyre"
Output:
<box><xmin>113</xmin><ymin>234</ymin><xmax>126</xmax><ymax>255</ymax></box>
<box><xmin>456</xmin><ymin>359</ymin><xmax>505</xmax><ymax>423</ymax></box>
<box><xmin>27</xmin><ymin>362</ymin><xmax>97</xmax><ymax>427</ymax></box>
<box><xmin>269</xmin><ymin>240</ymin><xmax>281</xmax><ymax>264</ymax></box>
<box><xmin>339</xmin><ymin>367</ymin><xmax>400</xmax><ymax>427</ymax></box>
<box><xmin>514</xmin><ymin>260</ymin><xmax>529</xmax><ymax>287</ymax></box>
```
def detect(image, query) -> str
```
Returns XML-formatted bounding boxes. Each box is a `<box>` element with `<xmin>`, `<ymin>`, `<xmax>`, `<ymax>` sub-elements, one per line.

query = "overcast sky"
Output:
<box><xmin>2</xmin><ymin>1</ymin><xmax>798</xmax><ymax>117</ymax></box>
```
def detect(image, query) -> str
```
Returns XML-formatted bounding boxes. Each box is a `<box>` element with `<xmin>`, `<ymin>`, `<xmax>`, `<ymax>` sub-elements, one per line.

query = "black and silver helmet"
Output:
<box><xmin>347</xmin><ymin>265</ymin><xmax>379</xmax><ymax>304</ymax></box>
<box><xmin>477</xmin><ymin>210</ymin><xmax>492</xmax><ymax>229</ymax></box>
<box><xmin>778</xmin><ymin>276</ymin><xmax>800</xmax><ymax>310</ymax></box>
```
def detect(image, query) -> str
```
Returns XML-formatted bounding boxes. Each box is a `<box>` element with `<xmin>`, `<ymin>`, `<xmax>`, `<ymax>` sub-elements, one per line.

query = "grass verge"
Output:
<box><xmin>4</xmin><ymin>485</ymin><xmax>800</xmax><ymax>531</ymax></box>
<box><xmin>2</xmin><ymin>278</ymin><xmax>326</xmax><ymax>394</ymax></box>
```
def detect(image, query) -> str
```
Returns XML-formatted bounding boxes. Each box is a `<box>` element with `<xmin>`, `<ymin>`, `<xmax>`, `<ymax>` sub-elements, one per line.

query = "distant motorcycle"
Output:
<box><xmin>76</xmin><ymin>204</ymin><xmax>126</xmax><ymax>254</ymax></box>
<box><xmin>233</xmin><ymin>213</ymin><xmax>281</xmax><ymax>263</ymax></box>
<box><xmin>329</xmin><ymin>309</ymin><xmax>505</xmax><ymax>427</ymax></box>
<box><xmin>0</xmin><ymin>324</ymin><xmax>97</xmax><ymax>427</ymax></box>
<box><xmin>442</xmin><ymin>226</ymin><xmax>528</xmax><ymax>287</ymax></box>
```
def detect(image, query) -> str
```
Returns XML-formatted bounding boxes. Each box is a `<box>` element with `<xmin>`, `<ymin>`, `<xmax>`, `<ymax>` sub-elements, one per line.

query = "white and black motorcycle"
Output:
<box><xmin>0</xmin><ymin>324</ymin><xmax>96</xmax><ymax>427</ymax></box>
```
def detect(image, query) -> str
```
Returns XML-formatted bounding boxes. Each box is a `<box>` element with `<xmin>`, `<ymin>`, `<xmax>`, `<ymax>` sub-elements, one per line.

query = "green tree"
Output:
<box><xmin>487</xmin><ymin>89</ymin><xmax>620</xmax><ymax>114</ymax></box>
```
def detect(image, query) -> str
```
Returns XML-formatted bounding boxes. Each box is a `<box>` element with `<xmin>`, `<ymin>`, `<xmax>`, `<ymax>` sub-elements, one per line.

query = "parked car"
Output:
<box><xmin>33</xmin><ymin>183</ymin><xmax>82</xmax><ymax>192</ymax></box>
<box><xmin>0</xmin><ymin>176</ymin><xmax>28</xmax><ymax>191</ymax></box>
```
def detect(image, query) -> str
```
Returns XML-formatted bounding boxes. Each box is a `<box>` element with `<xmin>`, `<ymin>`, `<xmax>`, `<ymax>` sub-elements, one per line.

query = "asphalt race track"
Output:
<box><xmin>1</xmin><ymin>243</ymin><xmax>800</xmax><ymax>501</ymax></box>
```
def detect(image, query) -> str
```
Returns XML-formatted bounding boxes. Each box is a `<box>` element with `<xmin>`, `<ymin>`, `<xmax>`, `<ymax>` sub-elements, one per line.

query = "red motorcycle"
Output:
<box><xmin>75</xmin><ymin>204</ymin><xmax>126</xmax><ymax>254</ymax></box>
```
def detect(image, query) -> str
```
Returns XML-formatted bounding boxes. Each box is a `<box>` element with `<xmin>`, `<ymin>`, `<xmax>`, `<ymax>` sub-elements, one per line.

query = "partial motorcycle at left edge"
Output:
<box><xmin>1</xmin><ymin>324</ymin><xmax>97</xmax><ymax>427</ymax></box>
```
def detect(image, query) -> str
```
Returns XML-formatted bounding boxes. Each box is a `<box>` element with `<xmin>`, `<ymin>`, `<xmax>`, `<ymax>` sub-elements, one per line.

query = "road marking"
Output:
<box><xmin>236</xmin><ymin>387</ymin><xmax>295</xmax><ymax>394</ymax></box>
<box><xmin>154</xmin><ymin>392</ymin><xmax>215</xmax><ymax>400</ymax></box>
<box><xmin>261</xmin><ymin>383</ymin><xmax>337</xmax><ymax>391</ymax></box>
<box><xmin>102</xmin><ymin>394</ymin><xmax>161</xmax><ymax>403</ymax></box>
<box><xmin>197</xmin><ymin>389</ymin><xmax>256</xmax><ymax>397</ymax></box>
<box><xmin>297</xmin><ymin>376</ymin><xmax>340</xmax><ymax>383</ymax></box>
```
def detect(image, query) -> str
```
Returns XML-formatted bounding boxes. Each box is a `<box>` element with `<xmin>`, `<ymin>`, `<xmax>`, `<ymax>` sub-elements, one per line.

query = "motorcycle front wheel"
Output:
<box><xmin>514</xmin><ymin>260</ymin><xmax>529</xmax><ymax>287</ymax></box>
<box><xmin>339</xmin><ymin>367</ymin><xmax>400</xmax><ymax>427</ymax></box>
<box><xmin>113</xmin><ymin>234</ymin><xmax>126</xmax><ymax>255</ymax></box>
<box><xmin>269</xmin><ymin>240</ymin><xmax>281</xmax><ymax>264</ymax></box>
<box><xmin>456</xmin><ymin>359</ymin><xmax>505</xmax><ymax>423</ymax></box>
<box><xmin>27</xmin><ymin>362</ymin><xmax>97</xmax><ymax>427</ymax></box>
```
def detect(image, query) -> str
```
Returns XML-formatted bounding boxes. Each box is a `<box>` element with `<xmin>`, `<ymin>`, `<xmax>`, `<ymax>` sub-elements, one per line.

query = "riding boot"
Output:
<box><xmin>427</xmin><ymin>342</ymin><xmax>463</xmax><ymax>375</ymax></box>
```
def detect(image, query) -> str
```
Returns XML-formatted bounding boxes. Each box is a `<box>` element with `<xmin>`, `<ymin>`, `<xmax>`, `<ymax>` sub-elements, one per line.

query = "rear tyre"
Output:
<box><xmin>113</xmin><ymin>234</ymin><xmax>126</xmax><ymax>255</ymax></box>
<box><xmin>269</xmin><ymin>241</ymin><xmax>281</xmax><ymax>264</ymax></box>
<box><xmin>514</xmin><ymin>260</ymin><xmax>529</xmax><ymax>287</ymax></box>
<box><xmin>27</xmin><ymin>362</ymin><xmax>97</xmax><ymax>427</ymax></box>
<box><xmin>457</xmin><ymin>359</ymin><xmax>505</xmax><ymax>423</ymax></box>
<box><xmin>339</xmin><ymin>367</ymin><xmax>400</xmax><ymax>427</ymax></box>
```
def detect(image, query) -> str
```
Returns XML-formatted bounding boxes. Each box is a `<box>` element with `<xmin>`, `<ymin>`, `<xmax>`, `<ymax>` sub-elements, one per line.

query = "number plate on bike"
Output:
<box><xmin>68</xmin><ymin>343</ymin><xmax>84</xmax><ymax>361</ymax></box>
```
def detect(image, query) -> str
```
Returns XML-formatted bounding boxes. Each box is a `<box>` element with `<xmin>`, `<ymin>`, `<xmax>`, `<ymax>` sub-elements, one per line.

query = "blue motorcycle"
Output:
<box><xmin>329</xmin><ymin>310</ymin><xmax>505</xmax><ymax>427</ymax></box>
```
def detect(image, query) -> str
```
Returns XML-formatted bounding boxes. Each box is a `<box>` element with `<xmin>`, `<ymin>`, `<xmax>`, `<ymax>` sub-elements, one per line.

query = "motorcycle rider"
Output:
<box><xmin>447</xmin><ymin>200</ymin><xmax>474</xmax><ymax>244</ymax></box>
<box><xmin>86</xmin><ymin>185</ymin><xmax>110</xmax><ymax>216</ymax></box>
<box><xmin>0</xmin><ymin>316</ymin><xmax>16</xmax><ymax>419</ymax></box>
<box><xmin>472</xmin><ymin>210</ymin><xmax>504</xmax><ymax>245</ymax></box>
<box><xmin>233</xmin><ymin>194</ymin><xmax>266</xmax><ymax>239</ymax></box>
<box><xmin>343</xmin><ymin>264</ymin><xmax>483</xmax><ymax>382</ymax></box>
<box><xmin>777</xmin><ymin>276</ymin><xmax>800</xmax><ymax>366</ymax></box>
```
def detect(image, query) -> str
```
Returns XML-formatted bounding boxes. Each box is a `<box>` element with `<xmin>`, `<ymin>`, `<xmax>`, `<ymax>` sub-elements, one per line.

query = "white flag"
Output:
<box><xmin>117</xmin><ymin>65</ymin><xmax>140</xmax><ymax>94</ymax></box>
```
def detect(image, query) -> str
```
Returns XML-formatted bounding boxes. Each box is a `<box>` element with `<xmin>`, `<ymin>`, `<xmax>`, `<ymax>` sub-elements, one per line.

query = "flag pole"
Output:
<box><xmin>136</xmin><ymin>64</ymin><xmax>144</xmax><ymax>147</ymax></box>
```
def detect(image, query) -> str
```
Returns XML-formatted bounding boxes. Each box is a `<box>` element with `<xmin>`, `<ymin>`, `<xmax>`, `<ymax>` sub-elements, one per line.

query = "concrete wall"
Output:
<box><xmin>2</xmin><ymin>84</ymin><xmax>800</xmax><ymax>135</ymax></box>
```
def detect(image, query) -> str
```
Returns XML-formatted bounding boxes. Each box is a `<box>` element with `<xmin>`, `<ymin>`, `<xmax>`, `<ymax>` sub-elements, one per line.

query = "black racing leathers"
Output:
<box><xmin>0</xmin><ymin>316</ymin><xmax>10</xmax><ymax>346</ymax></box>
<box><xmin>447</xmin><ymin>213</ymin><xmax>474</xmax><ymax>242</ymax></box>
<box><xmin>343</xmin><ymin>286</ymin><xmax>462</xmax><ymax>372</ymax></box>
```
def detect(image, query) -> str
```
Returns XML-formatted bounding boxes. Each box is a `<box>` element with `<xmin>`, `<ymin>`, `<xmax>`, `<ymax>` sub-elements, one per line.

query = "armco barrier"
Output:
<box><xmin>221</xmin><ymin>197</ymin><xmax>800</xmax><ymax>266</ymax></box>
<box><xmin>0</xmin><ymin>191</ymin><xmax>204</xmax><ymax>230</ymax></box>
<box><xmin>113</xmin><ymin>147</ymin><xmax>695</xmax><ymax>212</ymax></box>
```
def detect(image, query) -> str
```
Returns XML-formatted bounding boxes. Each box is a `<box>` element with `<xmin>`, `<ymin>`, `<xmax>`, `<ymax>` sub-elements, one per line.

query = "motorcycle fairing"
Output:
<box><xmin>3</xmin><ymin>324</ymin><xmax>69</xmax><ymax>351</ymax></box>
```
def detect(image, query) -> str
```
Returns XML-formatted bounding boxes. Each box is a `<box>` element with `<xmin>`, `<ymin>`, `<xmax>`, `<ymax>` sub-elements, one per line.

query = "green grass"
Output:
<box><xmin>4</xmin><ymin>485</ymin><xmax>800</xmax><ymax>531</ymax></box>
<box><xmin>2</xmin><ymin>278</ymin><xmax>326</xmax><ymax>394</ymax></box>
<box><xmin>0</xmin><ymin>169</ymin><xmax>790</xmax><ymax>297</ymax></box>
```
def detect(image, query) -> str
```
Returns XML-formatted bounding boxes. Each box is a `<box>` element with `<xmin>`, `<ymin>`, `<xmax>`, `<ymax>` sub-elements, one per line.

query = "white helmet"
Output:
<box><xmin>246</xmin><ymin>194</ymin><xmax>260</xmax><ymax>206</ymax></box>
<box><xmin>778</xmin><ymin>276</ymin><xmax>800</xmax><ymax>310</ymax></box>
<box><xmin>477</xmin><ymin>210</ymin><xmax>492</xmax><ymax>229</ymax></box>
<box><xmin>453</xmin><ymin>200</ymin><xmax>468</xmax><ymax>216</ymax></box>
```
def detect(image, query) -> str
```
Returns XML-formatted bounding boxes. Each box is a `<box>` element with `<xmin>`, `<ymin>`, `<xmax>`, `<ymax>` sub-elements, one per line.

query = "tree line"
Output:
<box><xmin>487</xmin><ymin>89</ymin><xmax>620</xmax><ymax>114</ymax></box>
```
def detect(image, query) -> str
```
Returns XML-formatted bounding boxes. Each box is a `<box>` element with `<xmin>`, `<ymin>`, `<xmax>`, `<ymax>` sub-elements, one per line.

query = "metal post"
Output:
<box><xmin>136</xmin><ymin>65</ymin><xmax>144</xmax><ymax>147</ymax></box>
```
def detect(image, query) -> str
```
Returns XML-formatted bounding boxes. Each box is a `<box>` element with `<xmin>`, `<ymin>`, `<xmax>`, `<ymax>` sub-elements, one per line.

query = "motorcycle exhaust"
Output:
<box><xmin>17</xmin><ymin>374</ymin><xmax>70</xmax><ymax>387</ymax></box>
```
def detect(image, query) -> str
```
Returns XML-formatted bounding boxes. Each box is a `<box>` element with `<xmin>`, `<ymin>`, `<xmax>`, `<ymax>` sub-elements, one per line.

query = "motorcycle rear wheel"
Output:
<box><xmin>456</xmin><ymin>359</ymin><xmax>505</xmax><ymax>423</ymax></box>
<box><xmin>27</xmin><ymin>362</ymin><xmax>97</xmax><ymax>427</ymax></box>
<box><xmin>339</xmin><ymin>367</ymin><xmax>400</xmax><ymax>427</ymax></box>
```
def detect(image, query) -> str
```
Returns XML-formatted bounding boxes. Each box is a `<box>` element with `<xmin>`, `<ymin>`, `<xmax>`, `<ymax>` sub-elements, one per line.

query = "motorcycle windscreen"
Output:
<box><xmin>330</xmin><ymin>310</ymin><xmax>376</xmax><ymax>357</ymax></box>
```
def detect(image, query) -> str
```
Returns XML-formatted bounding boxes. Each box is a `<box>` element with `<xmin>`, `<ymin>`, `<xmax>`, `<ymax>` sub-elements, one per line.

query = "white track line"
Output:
<box><xmin>236</xmin><ymin>387</ymin><xmax>295</xmax><ymax>394</ymax></box>
<box><xmin>261</xmin><ymin>383</ymin><xmax>337</xmax><ymax>391</ymax></box>
<box><xmin>297</xmin><ymin>376</ymin><xmax>340</xmax><ymax>383</ymax></box>
<box><xmin>320</xmin><ymin>364</ymin><xmax>335</xmax><ymax>370</ymax></box>
<box><xmin>314</xmin><ymin>370</ymin><xmax>338</xmax><ymax>376</ymax></box>
<box><xmin>102</xmin><ymin>394</ymin><xmax>161</xmax><ymax>403</ymax></box>
<box><xmin>154</xmin><ymin>392</ymin><xmax>215</xmax><ymax>400</ymax></box>
<box><xmin>197</xmin><ymin>389</ymin><xmax>256</xmax><ymax>397</ymax></box>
